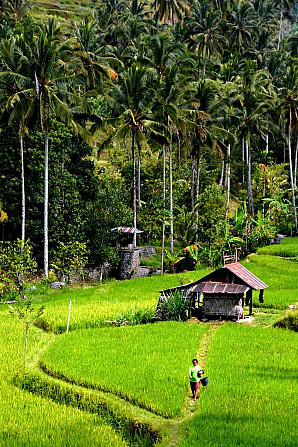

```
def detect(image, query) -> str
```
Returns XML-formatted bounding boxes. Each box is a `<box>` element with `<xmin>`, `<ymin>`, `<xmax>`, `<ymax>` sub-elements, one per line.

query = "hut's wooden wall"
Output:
<box><xmin>203</xmin><ymin>295</ymin><xmax>243</xmax><ymax>318</ymax></box>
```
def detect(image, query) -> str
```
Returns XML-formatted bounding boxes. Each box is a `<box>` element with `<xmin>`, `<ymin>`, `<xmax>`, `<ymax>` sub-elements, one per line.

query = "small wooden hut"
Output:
<box><xmin>156</xmin><ymin>263</ymin><xmax>268</xmax><ymax>320</ymax></box>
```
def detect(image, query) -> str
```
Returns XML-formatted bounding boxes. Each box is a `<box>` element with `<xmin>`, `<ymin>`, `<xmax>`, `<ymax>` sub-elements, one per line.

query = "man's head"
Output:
<box><xmin>192</xmin><ymin>358</ymin><xmax>198</xmax><ymax>365</ymax></box>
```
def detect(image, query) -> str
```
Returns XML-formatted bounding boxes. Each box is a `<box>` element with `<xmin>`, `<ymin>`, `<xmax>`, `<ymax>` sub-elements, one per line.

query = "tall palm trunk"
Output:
<box><xmin>294</xmin><ymin>137</ymin><xmax>298</xmax><ymax>188</ymax></box>
<box><xmin>44</xmin><ymin>126</ymin><xmax>49</xmax><ymax>277</ymax></box>
<box><xmin>242</xmin><ymin>137</ymin><xmax>245</xmax><ymax>182</ymax></box>
<box><xmin>195</xmin><ymin>150</ymin><xmax>201</xmax><ymax>202</ymax></box>
<box><xmin>132</xmin><ymin>129</ymin><xmax>137</xmax><ymax>247</ymax></box>
<box><xmin>161</xmin><ymin>145</ymin><xmax>166</xmax><ymax>274</ymax></box>
<box><xmin>219</xmin><ymin>157</ymin><xmax>225</xmax><ymax>186</ymax></box>
<box><xmin>288</xmin><ymin>111</ymin><xmax>297</xmax><ymax>231</ymax></box>
<box><xmin>277</xmin><ymin>4</ymin><xmax>283</xmax><ymax>50</ymax></box>
<box><xmin>169</xmin><ymin>137</ymin><xmax>173</xmax><ymax>255</ymax></box>
<box><xmin>191</xmin><ymin>156</ymin><xmax>196</xmax><ymax>211</ymax></box>
<box><xmin>246</xmin><ymin>138</ymin><xmax>254</xmax><ymax>215</ymax></box>
<box><xmin>225</xmin><ymin>142</ymin><xmax>231</xmax><ymax>218</ymax></box>
<box><xmin>20</xmin><ymin>133</ymin><xmax>25</xmax><ymax>241</ymax></box>
<box><xmin>137</xmin><ymin>139</ymin><xmax>141</xmax><ymax>207</ymax></box>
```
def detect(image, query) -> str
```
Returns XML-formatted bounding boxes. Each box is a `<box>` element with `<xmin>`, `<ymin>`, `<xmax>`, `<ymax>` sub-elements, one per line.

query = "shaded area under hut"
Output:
<box><xmin>156</xmin><ymin>263</ymin><xmax>268</xmax><ymax>321</ymax></box>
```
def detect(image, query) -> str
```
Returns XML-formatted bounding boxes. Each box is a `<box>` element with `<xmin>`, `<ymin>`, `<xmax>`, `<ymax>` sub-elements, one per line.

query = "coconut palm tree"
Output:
<box><xmin>185</xmin><ymin>2</ymin><xmax>225</xmax><ymax>77</ymax></box>
<box><xmin>153</xmin><ymin>66</ymin><xmax>198</xmax><ymax>253</ymax></box>
<box><xmin>277</xmin><ymin>64</ymin><xmax>298</xmax><ymax>231</ymax></box>
<box><xmin>274</xmin><ymin>0</ymin><xmax>295</xmax><ymax>50</ymax></box>
<box><xmin>3</xmin><ymin>19</ymin><xmax>91</xmax><ymax>276</ymax></box>
<box><xmin>73</xmin><ymin>17</ymin><xmax>119</xmax><ymax>90</ymax></box>
<box><xmin>232</xmin><ymin>61</ymin><xmax>276</xmax><ymax>215</ymax></box>
<box><xmin>0</xmin><ymin>35</ymin><xmax>35</xmax><ymax>241</ymax></box>
<box><xmin>154</xmin><ymin>0</ymin><xmax>188</xmax><ymax>25</ymax></box>
<box><xmin>99</xmin><ymin>64</ymin><xmax>159</xmax><ymax>246</ymax></box>
<box><xmin>228</xmin><ymin>1</ymin><xmax>258</xmax><ymax>54</ymax></box>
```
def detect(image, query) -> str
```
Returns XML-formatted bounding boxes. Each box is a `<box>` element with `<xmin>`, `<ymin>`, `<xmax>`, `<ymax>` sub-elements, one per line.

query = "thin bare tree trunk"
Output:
<box><xmin>44</xmin><ymin>127</ymin><xmax>49</xmax><ymax>277</ymax></box>
<box><xmin>294</xmin><ymin>137</ymin><xmax>298</xmax><ymax>188</ymax></box>
<box><xmin>20</xmin><ymin>134</ymin><xmax>25</xmax><ymax>241</ymax></box>
<box><xmin>288</xmin><ymin>114</ymin><xmax>297</xmax><ymax>231</ymax></box>
<box><xmin>277</xmin><ymin>5</ymin><xmax>283</xmax><ymax>50</ymax></box>
<box><xmin>132</xmin><ymin>130</ymin><xmax>137</xmax><ymax>247</ymax></box>
<box><xmin>246</xmin><ymin>138</ymin><xmax>254</xmax><ymax>215</ymax></box>
<box><xmin>242</xmin><ymin>137</ymin><xmax>245</xmax><ymax>182</ymax></box>
<box><xmin>161</xmin><ymin>145</ymin><xmax>166</xmax><ymax>274</ymax></box>
<box><xmin>169</xmin><ymin>138</ymin><xmax>173</xmax><ymax>255</ymax></box>
<box><xmin>195</xmin><ymin>152</ymin><xmax>200</xmax><ymax>202</ymax></box>
<box><xmin>176</xmin><ymin>129</ymin><xmax>181</xmax><ymax>165</ymax></box>
<box><xmin>225</xmin><ymin>142</ymin><xmax>231</xmax><ymax>218</ymax></box>
<box><xmin>191</xmin><ymin>156</ymin><xmax>196</xmax><ymax>211</ymax></box>
<box><xmin>219</xmin><ymin>156</ymin><xmax>225</xmax><ymax>186</ymax></box>
<box><xmin>137</xmin><ymin>139</ymin><xmax>141</xmax><ymax>207</ymax></box>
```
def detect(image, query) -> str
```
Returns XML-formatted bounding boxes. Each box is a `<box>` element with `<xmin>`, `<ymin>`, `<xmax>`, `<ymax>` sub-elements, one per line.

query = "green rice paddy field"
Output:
<box><xmin>0</xmin><ymin>238</ymin><xmax>297</xmax><ymax>446</ymax></box>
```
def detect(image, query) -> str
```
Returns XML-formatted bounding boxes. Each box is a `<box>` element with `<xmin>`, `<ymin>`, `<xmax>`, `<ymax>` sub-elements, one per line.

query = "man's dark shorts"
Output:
<box><xmin>190</xmin><ymin>381</ymin><xmax>199</xmax><ymax>392</ymax></box>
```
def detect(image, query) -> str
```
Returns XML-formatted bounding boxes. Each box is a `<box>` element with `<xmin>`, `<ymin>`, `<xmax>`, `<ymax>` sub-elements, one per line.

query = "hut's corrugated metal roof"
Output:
<box><xmin>111</xmin><ymin>226</ymin><xmax>143</xmax><ymax>234</ymax></box>
<box><xmin>192</xmin><ymin>282</ymin><xmax>249</xmax><ymax>294</ymax></box>
<box><xmin>224</xmin><ymin>263</ymin><xmax>268</xmax><ymax>290</ymax></box>
<box><xmin>159</xmin><ymin>263</ymin><xmax>267</xmax><ymax>293</ymax></box>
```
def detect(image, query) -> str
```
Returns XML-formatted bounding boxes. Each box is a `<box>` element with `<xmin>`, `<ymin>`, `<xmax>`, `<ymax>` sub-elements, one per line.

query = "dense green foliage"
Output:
<box><xmin>0</xmin><ymin>0</ymin><xmax>297</xmax><ymax>275</ymax></box>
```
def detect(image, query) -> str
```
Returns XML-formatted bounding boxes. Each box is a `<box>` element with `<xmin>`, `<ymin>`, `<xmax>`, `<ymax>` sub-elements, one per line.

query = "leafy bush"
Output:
<box><xmin>113</xmin><ymin>308</ymin><xmax>155</xmax><ymax>326</ymax></box>
<box><xmin>157</xmin><ymin>290</ymin><xmax>190</xmax><ymax>321</ymax></box>
<box><xmin>50</xmin><ymin>241</ymin><xmax>88</xmax><ymax>285</ymax></box>
<box><xmin>0</xmin><ymin>239</ymin><xmax>37</xmax><ymax>296</ymax></box>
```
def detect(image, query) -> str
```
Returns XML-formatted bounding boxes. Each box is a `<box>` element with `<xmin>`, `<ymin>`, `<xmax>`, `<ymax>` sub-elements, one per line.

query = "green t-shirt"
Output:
<box><xmin>189</xmin><ymin>364</ymin><xmax>202</xmax><ymax>382</ymax></box>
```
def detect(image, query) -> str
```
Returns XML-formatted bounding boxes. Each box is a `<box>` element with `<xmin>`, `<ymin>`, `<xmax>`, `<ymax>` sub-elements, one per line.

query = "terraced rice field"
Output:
<box><xmin>0</xmin><ymin>238</ymin><xmax>297</xmax><ymax>445</ymax></box>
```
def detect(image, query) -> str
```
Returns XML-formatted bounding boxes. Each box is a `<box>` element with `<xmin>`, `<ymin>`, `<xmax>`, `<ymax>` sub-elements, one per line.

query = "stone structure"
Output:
<box><xmin>118</xmin><ymin>246</ymin><xmax>156</xmax><ymax>280</ymax></box>
<box><xmin>118</xmin><ymin>248</ymin><xmax>140</xmax><ymax>280</ymax></box>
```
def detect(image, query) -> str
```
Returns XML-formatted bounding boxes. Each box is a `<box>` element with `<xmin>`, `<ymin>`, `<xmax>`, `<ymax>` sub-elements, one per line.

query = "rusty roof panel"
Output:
<box><xmin>225</xmin><ymin>263</ymin><xmax>268</xmax><ymax>290</ymax></box>
<box><xmin>111</xmin><ymin>226</ymin><xmax>143</xmax><ymax>234</ymax></box>
<box><xmin>193</xmin><ymin>282</ymin><xmax>249</xmax><ymax>294</ymax></box>
<box><xmin>216</xmin><ymin>283</ymin><xmax>226</xmax><ymax>293</ymax></box>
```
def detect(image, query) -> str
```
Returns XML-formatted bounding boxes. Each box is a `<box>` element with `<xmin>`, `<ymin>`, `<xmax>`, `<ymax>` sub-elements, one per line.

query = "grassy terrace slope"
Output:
<box><xmin>179</xmin><ymin>324</ymin><xmax>297</xmax><ymax>447</ymax></box>
<box><xmin>34</xmin><ymin>270</ymin><xmax>210</xmax><ymax>333</ymax></box>
<box><xmin>0</xmin><ymin>316</ymin><xmax>128</xmax><ymax>446</ymax></box>
<box><xmin>40</xmin><ymin>322</ymin><xmax>208</xmax><ymax>418</ymax></box>
<box><xmin>31</xmin><ymin>0</ymin><xmax>96</xmax><ymax>23</ymax></box>
<box><xmin>1</xmin><ymin>238</ymin><xmax>297</xmax><ymax>446</ymax></box>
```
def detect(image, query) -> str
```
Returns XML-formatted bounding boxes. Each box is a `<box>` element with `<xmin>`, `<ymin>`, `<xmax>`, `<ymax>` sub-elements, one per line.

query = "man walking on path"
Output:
<box><xmin>189</xmin><ymin>358</ymin><xmax>202</xmax><ymax>401</ymax></box>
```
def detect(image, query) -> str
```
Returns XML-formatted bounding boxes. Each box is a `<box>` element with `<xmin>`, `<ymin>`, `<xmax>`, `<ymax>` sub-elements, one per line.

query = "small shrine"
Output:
<box><xmin>111</xmin><ymin>226</ymin><xmax>143</xmax><ymax>280</ymax></box>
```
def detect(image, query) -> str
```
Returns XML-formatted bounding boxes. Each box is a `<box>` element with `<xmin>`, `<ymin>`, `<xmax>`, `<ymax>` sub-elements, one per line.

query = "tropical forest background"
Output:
<box><xmin>0</xmin><ymin>0</ymin><xmax>297</xmax><ymax>284</ymax></box>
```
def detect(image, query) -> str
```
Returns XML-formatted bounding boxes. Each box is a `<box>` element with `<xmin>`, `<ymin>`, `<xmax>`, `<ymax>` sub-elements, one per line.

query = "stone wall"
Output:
<box><xmin>118</xmin><ymin>248</ymin><xmax>140</xmax><ymax>280</ymax></box>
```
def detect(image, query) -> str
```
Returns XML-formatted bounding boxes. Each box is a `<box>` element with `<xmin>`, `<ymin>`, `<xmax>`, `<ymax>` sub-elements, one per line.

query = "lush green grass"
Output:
<box><xmin>1</xmin><ymin>245</ymin><xmax>297</xmax><ymax>445</ymax></box>
<box><xmin>40</xmin><ymin>321</ymin><xmax>208</xmax><ymax>418</ymax></box>
<box><xmin>179</xmin><ymin>324</ymin><xmax>298</xmax><ymax>447</ymax></box>
<box><xmin>257</xmin><ymin>237</ymin><xmax>298</xmax><ymax>257</ymax></box>
<box><xmin>0</xmin><ymin>315</ymin><xmax>128</xmax><ymax>446</ymax></box>
<box><xmin>23</xmin><ymin>255</ymin><xmax>297</xmax><ymax>336</ymax></box>
<box><xmin>26</xmin><ymin>270</ymin><xmax>210</xmax><ymax>333</ymax></box>
<box><xmin>245</xmin><ymin>255</ymin><xmax>298</xmax><ymax>309</ymax></box>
